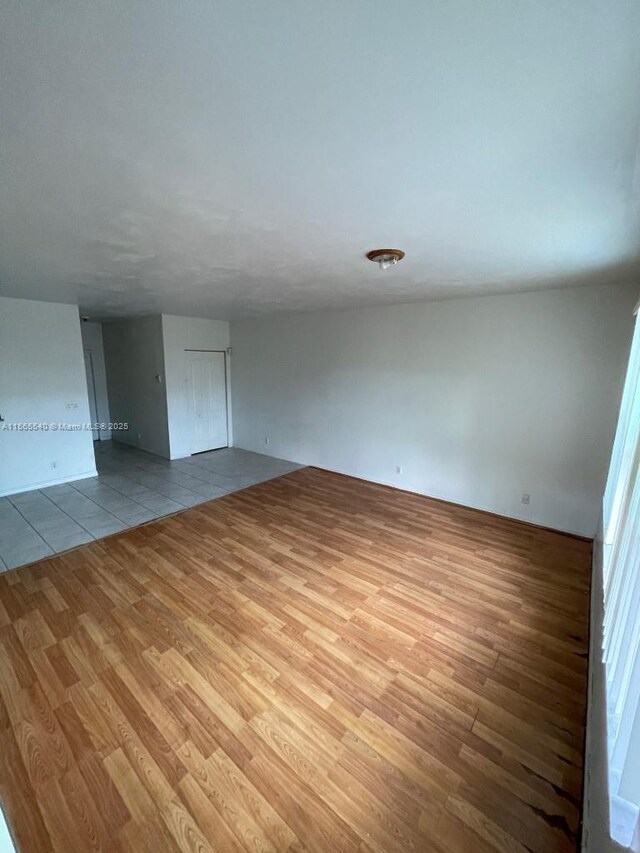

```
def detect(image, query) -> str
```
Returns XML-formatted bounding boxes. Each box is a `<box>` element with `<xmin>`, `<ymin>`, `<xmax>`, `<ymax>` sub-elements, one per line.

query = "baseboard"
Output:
<box><xmin>239</xmin><ymin>442</ymin><xmax>593</xmax><ymax>540</ymax></box>
<box><xmin>0</xmin><ymin>468</ymin><xmax>97</xmax><ymax>498</ymax></box>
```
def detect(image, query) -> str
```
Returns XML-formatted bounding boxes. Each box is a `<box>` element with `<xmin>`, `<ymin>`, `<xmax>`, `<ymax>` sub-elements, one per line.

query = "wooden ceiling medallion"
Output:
<box><xmin>366</xmin><ymin>248</ymin><xmax>405</xmax><ymax>269</ymax></box>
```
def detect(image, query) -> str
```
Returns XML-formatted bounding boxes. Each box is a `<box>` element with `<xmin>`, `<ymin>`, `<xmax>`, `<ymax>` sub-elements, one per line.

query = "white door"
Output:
<box><xmin>188</xmin><ymin>351</ymin><xmax>228</xmax><ymax>453</ymax></box>
<box><xmin>84</xmin><ymin>351</ymin><xmax>100</xmax><ymax>440</ymax></box>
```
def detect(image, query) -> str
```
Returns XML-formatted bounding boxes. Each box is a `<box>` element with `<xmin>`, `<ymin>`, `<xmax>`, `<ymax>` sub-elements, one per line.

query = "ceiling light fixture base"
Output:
<box><xmin>366</xmin><ymin>248</ymin><xmax>405</xmax><ymax>270</ymax></box>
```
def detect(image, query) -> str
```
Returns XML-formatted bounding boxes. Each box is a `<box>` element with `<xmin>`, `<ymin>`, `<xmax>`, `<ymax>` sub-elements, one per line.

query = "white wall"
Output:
<box><xmin>231</xmin><ymin>283</ymin><xmax>637</xmax><ymax>537</ymax></box>
<box><xmin>80</xmin><ymin>320</ymin><xmax>112</xmax><ymax>440</ymax></box>
<box><xmin>0</xmin><ymin>297</ymin><xmax>96</xmax><ymax>496</ymax></box>
<box><xmin>162</xmin><ymin>314</ymin><xmax>231</xmax><ymax>459</ymax></box>
<box><xmin>102</xmin><ymin>316</ymin><xmax>170</xmax><ymax>458</ymax></box>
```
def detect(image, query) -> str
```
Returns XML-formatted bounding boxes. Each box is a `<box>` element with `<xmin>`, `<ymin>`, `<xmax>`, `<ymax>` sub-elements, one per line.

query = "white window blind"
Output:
<box><xmin>602</xmin><ymin>311</ymin><xmax>640</xmax><ymax>849</ymax></box>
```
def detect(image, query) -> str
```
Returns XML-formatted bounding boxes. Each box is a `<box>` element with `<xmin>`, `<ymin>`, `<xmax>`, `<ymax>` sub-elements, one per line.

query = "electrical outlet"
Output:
<box><xmin>65</xmin><ymin>401</ymin><xmax>78</xmax><ymax>410</ymax></box>
<box><xmin>395</xmin><ymin>465</ymin><xmax>402</xmax><ymax>474</ymax></box>
<box><xmin>50</xmin><ymin>460</ymin><xmax>58</xmax><ymax>470</ymax></box>
<box><xmin>521</xmin><ymin>493</ymin><xmax>530</xmax><ymax>505</ymax></box>
<box><xmin>265</xmin><ymin>436</ymin><xmax>270</xmax><ymax>445</ymax></box>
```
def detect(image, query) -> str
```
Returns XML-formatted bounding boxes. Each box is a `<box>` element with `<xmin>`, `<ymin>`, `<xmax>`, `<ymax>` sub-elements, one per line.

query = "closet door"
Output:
<box><xmin>188</xmin><ymin>351</ymin><xmax>228</xmax><ymax>453</ymax></box>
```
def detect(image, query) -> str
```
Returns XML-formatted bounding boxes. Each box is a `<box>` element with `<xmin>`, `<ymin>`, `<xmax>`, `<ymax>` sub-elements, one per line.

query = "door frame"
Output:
<box><xmin>184</xmin><ymin>349</ymin><xmax>230</xmax><ymax>454</ymax></box>
<box><xmin>83</xmin><ymin>349</ymin><xmax>100</xmax><ymax>441</ymax></box>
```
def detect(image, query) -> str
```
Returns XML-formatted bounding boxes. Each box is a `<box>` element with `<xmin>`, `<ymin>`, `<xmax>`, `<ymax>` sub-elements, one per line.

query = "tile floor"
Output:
<box><xmin>0</xmin><ymin>441</ymin><xmax>302</xmax><ymax>572</ymax></box>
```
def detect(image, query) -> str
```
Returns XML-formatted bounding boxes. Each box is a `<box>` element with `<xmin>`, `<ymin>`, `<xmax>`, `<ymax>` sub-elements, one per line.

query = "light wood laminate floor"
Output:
<box><xmin>0</xmin><ymin>467</ymin><xmax>591</xmax><ymax>852</ymax></box>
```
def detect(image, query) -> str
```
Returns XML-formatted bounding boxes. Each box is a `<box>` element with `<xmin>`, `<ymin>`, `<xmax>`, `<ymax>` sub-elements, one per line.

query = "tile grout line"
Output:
<box><xmin>98</xmin><ymin>466</ymin><xmax>204</xmax><ymax>508</ymax></box>
<box><xmin>71</xmin><ymin>476</ymin><xmax>162</xmax><ymax>519</ymax></box>
<box><xmin>3</xmin><ymin>495</ymin><xmax>55</xmax><ymax>558</ymax></box>
<box><xmin>33</xmin><ymin>488</ymin><xmax>105</xmax><ymax>543</ymax></box>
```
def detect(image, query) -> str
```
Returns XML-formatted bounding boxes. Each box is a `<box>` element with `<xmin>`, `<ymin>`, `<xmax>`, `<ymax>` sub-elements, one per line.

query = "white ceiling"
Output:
<box><xmin>2</xmin><ymin>1</ymin><xmax>640</xmax><ymax>320</ymax></box>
